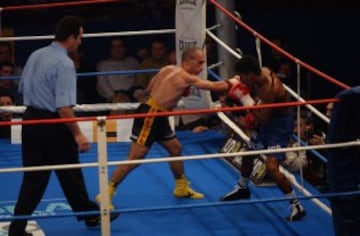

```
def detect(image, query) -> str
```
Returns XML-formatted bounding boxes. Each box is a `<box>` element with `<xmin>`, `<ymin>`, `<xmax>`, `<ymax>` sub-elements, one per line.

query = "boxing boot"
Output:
<box><xmin>287</xmin><ymin>200</ymin><xmax>306</xmax><ymax>221</ymax></box>
<box><xmin>173</xmin><ymin>175</ymin><xmax>204</xmax><ymax>199</ymax></box>
<box><xmin>220</xmin><ymin>185</ymin><xmax>251</xmax><ymax>201</ymax></box>
<box><xmin>96</xmin><ymin>182</ymin><xmax>116</xmax><ymax>210</ymax></box>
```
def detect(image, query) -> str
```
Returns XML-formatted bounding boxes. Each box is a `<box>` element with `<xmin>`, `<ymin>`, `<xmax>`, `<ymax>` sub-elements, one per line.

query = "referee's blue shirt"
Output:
<box><xmin>19</xmin><ymin>42</ymin><xmax>76</xmax><ymax>112</ymax></box>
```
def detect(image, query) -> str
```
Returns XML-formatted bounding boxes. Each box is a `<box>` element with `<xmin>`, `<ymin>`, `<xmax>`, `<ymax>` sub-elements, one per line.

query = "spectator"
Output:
<box><xmin>283</xmin><ymin>112</ymin><xmax>312</xmax><ymax>172</ymax></box>
<box><xmin>0</xmin><ymin>42</ymin><xmax>12</xmax><ymax>63</ymax></box>
<box><xmin>284</xmin><ymin>111</ymin><xmax>327</xmax><ymax>191</ymax></box>
<box><xmin>167</xmin><ymin>49</ymin><xmax>177</xmax><ymax>65</ymax></box>
<box><xmin>282</xmin><ymin>113</ymin><xmax>308</xmax><ymax>172</ymax></box>
<box><xmin>0</xmin><ymin>41</ymin><xmax>22</xmax><ymax>75</ymax></box>
<box><xmin>136</xmin><ymin>47</ymin><xmax>150</xmax><ymax>63</ymax></box>
<box><xmin>135</xmin><ymin>37</ymin><xmax>168</xmax><ymax>88</ymax></box>
<box><xmin>0</xmin><ymin>88</ymin><xmax>15</xmax><ymax>139</ymax></box>
<box><xmin>96</xmin><ymin>37</ymin><xmax>139</xmax><ymax>102</ymax></box>
<box><xmin>0</xmin><ymin>61</ymin><xmax>22</xmax><ymax>105</ymax></box>
<box><xmin>191</xmin><ymin>115</ymin><xmax>223</xmax><ymax>133</ymax></box>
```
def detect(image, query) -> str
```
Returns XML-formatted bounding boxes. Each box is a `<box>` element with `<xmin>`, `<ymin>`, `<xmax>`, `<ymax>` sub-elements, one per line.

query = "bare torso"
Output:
<box><xmin>147</xmin><ymin>65</ymin><xmax>191</xmax><ymax>110</ymax></box>
<box><xmin>251</xmin><ymin>67</ymin><xmax>288</xmax><ymax>123</ymax></box>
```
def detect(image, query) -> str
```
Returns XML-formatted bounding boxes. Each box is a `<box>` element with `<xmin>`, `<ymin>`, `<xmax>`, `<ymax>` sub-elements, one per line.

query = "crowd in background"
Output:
<box><xmin>0</xmin><ymin>2</ymin><xmax>357</xmax><ymax>235</ymax></box>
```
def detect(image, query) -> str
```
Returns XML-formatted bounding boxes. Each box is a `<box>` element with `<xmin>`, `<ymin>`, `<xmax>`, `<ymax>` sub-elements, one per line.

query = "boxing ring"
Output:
<box><xmin>0</xmin><ymin>0</ymin><xmax>359</xmax><ymax>236</ymax></box>
<box><xmin>1</xmin><ymin>130</ymin><xmax>338</xmax><ymax>236</ymax></box>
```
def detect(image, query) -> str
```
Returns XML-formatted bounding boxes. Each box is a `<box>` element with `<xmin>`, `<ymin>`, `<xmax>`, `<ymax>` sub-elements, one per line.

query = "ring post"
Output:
<box><xmin>96</xmin><ymin>116</ymin><xmax>111</xmax><ymax>236</ymax></box>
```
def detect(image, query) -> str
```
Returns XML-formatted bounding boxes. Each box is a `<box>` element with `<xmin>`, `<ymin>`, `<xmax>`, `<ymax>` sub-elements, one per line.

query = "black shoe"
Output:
<box><xmin>8</xmin><ymin>231</ymin><xmax>32</xmax><ymax>236</ymax></box>
<box><xmin>287</xmin><ymin>203</ymin><xmax>306</xmax><ymax>221</ymax></box>
<box><xmin>220</xmin><ymin>186</ymin><xmax>250</xmax><ymax>201</ymax></box>
<box><xmin>85</xmin><ymin>212</ymin><xmax>120</xmax><ymax>227</ymax></box>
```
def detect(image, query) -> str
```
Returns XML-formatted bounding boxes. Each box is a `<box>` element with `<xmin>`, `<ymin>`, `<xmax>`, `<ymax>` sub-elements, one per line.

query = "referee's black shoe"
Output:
<box><xmin>85</xmin><ymin>212</ymin><xmax>120</xmax><ymax>227</ymax></box>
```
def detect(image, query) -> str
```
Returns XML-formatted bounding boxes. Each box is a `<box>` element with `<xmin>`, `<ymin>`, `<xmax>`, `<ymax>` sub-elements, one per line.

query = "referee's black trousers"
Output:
<box><xmin>9</xmin><ymin>107</ymin><xmax>98</xmax><ymax>235</ymax></box>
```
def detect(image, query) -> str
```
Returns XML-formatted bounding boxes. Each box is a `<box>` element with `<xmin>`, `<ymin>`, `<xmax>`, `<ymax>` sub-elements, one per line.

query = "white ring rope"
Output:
<box><xmin>0</xmin><ymin>29</ymin><xmax>175</xmax><ymax>42</ymax></box>
<box><xmin>213</xmin><ymin>101</ymin><xmax>249</xmax><ymax>142</ymax></box>
<box><xmin>283</xmin><ymin>84</ymin><xmax>330</xmax><ymax>124</ymax></box>
<box><xmin>0</xmin><ymin>100</ymin><xmax>187</xmax><ymax>114</ymax></box>
<box><xmin>0</xmin><ymin>139</ymin><xmax>358</xmax><ymax>174</ymax></box>
<box><xmin>0</xmin><ymin>25</ymin><xmax>221</xmax><ymax>42</ymax></box>
<box><xmin>255</xmin><ymin>37</ymin><xmax>263</xmax><ymax>67</ymax></box>
<box><xmin>206</xmin><ymin>29</ymin><xmax>242</xmax><ymax>59</ymax></box>
<box><xmin>0</xmin><ymin>103</ymin><xmax>139</xmax><ymax>113</ymax></box>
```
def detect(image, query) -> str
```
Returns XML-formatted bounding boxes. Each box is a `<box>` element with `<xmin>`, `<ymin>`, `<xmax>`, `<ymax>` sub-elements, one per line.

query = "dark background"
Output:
<box><xmin>1</xmin><ymin>0</ymin><xmax>359</xmax><ymax>99</ymax></box>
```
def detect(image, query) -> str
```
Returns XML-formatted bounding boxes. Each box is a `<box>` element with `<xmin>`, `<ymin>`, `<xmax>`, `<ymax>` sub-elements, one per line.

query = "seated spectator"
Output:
<box><xmin>191</xmin><ymin>115</ymin><xmax>223</xmax><ymax>133</ymax></box>
<box><xmin>0</xmin><ymin>41</ymin><xmax>22</xmax><ymax>75</ymax></box>
<box><xmin>0</xmin><ymin>88</ymin><xmax>15</xmax><ymax>139</ymax></box>
<box><xmin>110</xmin><ymin>90</ymin><xmax>132</xmax><ymax>115</ymax></box>
<box><xmin>0</xmin><ymin>61</ymin><xmax>22</xmax><ymax>105</ymax></box>
<box><xmin>128</xmin><ymin>85</ymin><xmax>148</xmax><ymax>103</ymax></box>
<box><xmin>136</xmin><ymin>47</ymin><xmax>150</xmax><ymax>63</ymax></box>
<box><xmin>96</xmin><ymin>37</ymin><xmax>139</xmax><ymax>102</ymax></box>
<box><xmin>167</xmin><ymin>49</ymin><xmax>177</xmax><ymax>65</ymax></box>
<box><xmin>284</xmin><ymin>111</ymin><xmax>327</xmax><ymax>191</ymax></box>
<box><xmin>0</xmin><ymin>42</ymin><xmax>12</xmax><ymax>64</ymax></box>
<box><xmin>283</xmin><ymin>112</ymin><xmax>311</xmax><ymax>172</ymax></box>
<box><xmin>176</xmin><ymin>115</ymin><xmax>209</xmax><ymax>131</ymax></box>
<box><xmin>135</xmin><ymin>37</ymin><xmax>168</xmax><ymax>88</ymax></box>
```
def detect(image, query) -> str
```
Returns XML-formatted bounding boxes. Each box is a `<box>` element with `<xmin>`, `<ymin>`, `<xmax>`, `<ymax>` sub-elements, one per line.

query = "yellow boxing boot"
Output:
<box><xmin>173</xmin><ymin>175</ymin><xmax>204</xmax><ymax>199</ymax></box>
<box><xmin>96</xmin><ymin>182</ymin><xmax>116</xmax><ymax>210</ymax></box>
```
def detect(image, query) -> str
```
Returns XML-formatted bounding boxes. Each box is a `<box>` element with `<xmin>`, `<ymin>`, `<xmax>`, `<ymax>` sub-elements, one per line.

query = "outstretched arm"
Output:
<box><xmin>189</xmin><ymin>74</ymin><xmax>238</xmax><ymax>93</ymax></box>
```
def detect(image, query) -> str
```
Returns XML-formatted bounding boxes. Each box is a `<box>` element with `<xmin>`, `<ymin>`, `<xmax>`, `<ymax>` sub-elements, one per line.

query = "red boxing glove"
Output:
<box><xmin>244</xmin><ymin>112</ymin><xmax>257</xmax><ymax>130</ymax></box>
<box><xmin>228</xmin><ymin>82</ymin><xmax>255</xmax><ymax>106</ymax></box>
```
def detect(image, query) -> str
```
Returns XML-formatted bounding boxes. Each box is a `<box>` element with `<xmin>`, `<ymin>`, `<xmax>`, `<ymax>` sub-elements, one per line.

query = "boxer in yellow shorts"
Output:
<box><xmin>97</xmin><ymin>47</ymin><xmax>236</xmax><ymax>209</ymax></box>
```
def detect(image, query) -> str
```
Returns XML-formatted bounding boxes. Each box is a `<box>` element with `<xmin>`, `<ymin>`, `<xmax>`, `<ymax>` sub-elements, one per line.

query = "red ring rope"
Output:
<box><xmin>1</xmin><ymin>0</ymin><xmax>129</xmax><ymax>12</ymax></box>
<box><xmin>0</xmin><ymin>98</ymin><xmax>338</xmax><ymax>127</ymax></box>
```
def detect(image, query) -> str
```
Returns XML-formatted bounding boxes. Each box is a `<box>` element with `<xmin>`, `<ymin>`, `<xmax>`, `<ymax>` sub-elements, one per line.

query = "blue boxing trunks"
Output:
<box><xmin>248</xmin><ymin>114</ymin><xmax>294</xmax><ymax>160</ymax></box>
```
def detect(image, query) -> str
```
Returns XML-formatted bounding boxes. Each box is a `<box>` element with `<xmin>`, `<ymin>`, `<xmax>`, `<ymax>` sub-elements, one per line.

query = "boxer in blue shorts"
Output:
<box><xmin>97</xmin><ymin>47</ymin><xmax>236</xmax><ymax>209</ymax></box>
<box><xmin>220</xmin><ymin>55</ymin><xmax>306</xmax><ymax>221</ymax></box>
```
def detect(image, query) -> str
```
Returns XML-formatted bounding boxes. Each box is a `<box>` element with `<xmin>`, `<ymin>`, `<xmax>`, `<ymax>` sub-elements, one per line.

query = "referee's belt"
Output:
<box><xmin>145</xmin><ymin>97</ymin><xmax>168</xmax><ymax>112</ymax></box>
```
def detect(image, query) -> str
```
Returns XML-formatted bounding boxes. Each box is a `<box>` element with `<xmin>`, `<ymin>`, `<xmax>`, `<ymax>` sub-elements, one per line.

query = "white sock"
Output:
<box><xmin>285</xmin><ymin>190</ymin><xmax>298</xmax><ymax>204</ymax></box>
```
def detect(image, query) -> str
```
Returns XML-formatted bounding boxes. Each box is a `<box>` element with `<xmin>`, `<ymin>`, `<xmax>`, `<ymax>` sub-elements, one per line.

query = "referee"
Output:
<box><xmin>9</xmin><ymin>16</ymin><xmax>119</xmax><ymax>236</ymax></box>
